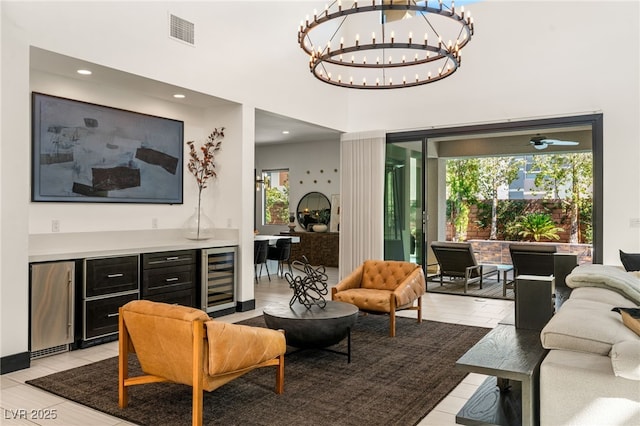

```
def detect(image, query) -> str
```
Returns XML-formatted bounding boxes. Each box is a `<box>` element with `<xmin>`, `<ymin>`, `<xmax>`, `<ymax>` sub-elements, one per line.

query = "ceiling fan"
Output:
<box><xmin>529</xmin><ymin>135</ymin><xmax>580</xmax><ymax>150</ymax></box>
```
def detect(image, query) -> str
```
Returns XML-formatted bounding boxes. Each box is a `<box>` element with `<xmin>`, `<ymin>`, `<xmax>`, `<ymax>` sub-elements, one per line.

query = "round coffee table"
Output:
<box><xmin>263</xmin><ymin>301</ymin><xmax>359</xmax><ymax>362</ymax></box>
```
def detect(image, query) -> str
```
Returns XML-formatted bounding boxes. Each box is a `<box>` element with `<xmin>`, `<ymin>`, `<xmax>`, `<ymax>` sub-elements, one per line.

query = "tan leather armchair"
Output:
<box><xmin>331</xmin><ymin>260</ymin><xmax>426</xmax><ymax>337</ymax></box>
<box><xmin>118</xmin><ymin>300</ymin><xmax>286</xmax><ymax>426</ymax></box>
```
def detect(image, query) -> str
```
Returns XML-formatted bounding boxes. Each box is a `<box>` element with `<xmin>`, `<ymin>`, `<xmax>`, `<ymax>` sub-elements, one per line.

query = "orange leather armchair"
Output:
<box><xmin>331</xmin><ymin>260</ymin><xmax>426</xmax><ymax>337</ymax></box>
<box><xmin>118</xmin><ymin>300</ymin><xmax>286</xmax><ymax>426</ymax></box>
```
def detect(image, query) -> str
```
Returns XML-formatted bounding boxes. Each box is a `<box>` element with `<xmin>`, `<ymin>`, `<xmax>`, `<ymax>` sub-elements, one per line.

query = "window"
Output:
<box><xmin>262</xmin><ymin>169</ymin><xmax>290</xmax><ymax>225</ymax></box>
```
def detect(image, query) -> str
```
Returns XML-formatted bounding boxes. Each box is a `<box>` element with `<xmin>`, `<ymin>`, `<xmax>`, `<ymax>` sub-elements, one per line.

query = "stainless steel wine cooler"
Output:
<box><xmin>201</xmin><ymin>247</ymin><xmax>237</xmax><ymax>314</ymax></box>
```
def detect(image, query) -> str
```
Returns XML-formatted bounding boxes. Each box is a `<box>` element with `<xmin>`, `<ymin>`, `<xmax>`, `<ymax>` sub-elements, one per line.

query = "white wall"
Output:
<box><xmin>28</xmin><ymin>70</ymin><xmax>237</xmax><ymax>233</ymax></box>
<box><xmin>2</xmin><ymin>0</ymin><xmax>639</xmax><ymax>361</ymax></box>
<box><xmin>2</xmin><ymin>1</ymin><xmax>277</xmax><ymax>359</ymax></box>
<box><xmin>343</xmin><ymin>1</ymin><xmax>640</xmax><ymax>262</ymax></box>
<box><xmin>255</xmin><ymin>139</ymin><xmax>341</xmax><ymax>235</ymax></box>
<box><xmin>1</xmin><ymin>3</ymin><xmax>31</xmax><ymax>359</ymax></box>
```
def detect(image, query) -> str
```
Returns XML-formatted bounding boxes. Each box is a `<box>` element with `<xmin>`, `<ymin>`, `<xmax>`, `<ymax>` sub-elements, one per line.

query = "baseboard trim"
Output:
<box><xmin>1</xmin><ymin>351</ymin><xmax>30</xmax><ymax>374</ymax></box>
<box><xmin>236</xmin><ymin>299</ymin><xmax>256</xmax><ymax>312</ymax></box>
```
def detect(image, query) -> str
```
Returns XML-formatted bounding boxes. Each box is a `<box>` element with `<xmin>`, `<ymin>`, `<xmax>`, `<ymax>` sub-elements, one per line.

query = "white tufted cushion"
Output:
<box><xmin>541</xmin><ymin>297</ymin><xmax>640</xmax><ymax>355</ymax></box>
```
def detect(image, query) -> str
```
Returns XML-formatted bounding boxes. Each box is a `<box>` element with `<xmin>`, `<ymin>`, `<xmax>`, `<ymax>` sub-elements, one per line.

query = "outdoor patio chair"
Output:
<box><xmin>508</xmin><ymin>243</ymin><xmax>557</xmax><ymax>277</ymax></box>
<box><xmin>509</xmin><ymin>243</ymin><xmax>580</xmax><ymax>292</ymax></box>
<box><xmin>430</xmin><ymin>241</ymin><xmax>498</xmax><ymax>293</ymax></box>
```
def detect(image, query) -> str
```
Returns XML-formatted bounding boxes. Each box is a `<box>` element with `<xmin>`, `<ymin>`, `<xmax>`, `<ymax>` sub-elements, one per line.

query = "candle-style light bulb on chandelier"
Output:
<box><xmin>297</xmin><ymin>0</ymin><xmax>474</xmax><ymax>89</ymax></box>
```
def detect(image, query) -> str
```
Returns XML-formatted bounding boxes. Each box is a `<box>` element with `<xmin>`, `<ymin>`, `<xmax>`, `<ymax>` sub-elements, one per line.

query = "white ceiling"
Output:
<box><xmin>255</xmin><ymin>109</ymin><xmax>342</xmax><ymax>145</ymax></box>
<box><xmin>30</xmin><ymin>47</ymin><xmax>342</xmax><ymax>146</ymax></box>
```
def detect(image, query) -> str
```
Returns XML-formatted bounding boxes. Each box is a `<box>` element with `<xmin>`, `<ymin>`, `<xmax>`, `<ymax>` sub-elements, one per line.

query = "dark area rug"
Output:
<box><xmin>427</xmin><ymin>276</ymin><xmax>515</xmax><ymax>300</ymax></box>
<box><xmin>27</xmin><ymin>314</ymin><xmax>489</xmax><ymax>426</ymax></box>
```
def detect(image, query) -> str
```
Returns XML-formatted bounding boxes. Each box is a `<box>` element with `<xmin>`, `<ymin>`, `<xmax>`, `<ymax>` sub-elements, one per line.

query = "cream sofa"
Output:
<box><xmin>539</xmin><ymin>265</ymin><xmax>640</xmax><ymax>426</ymax></box>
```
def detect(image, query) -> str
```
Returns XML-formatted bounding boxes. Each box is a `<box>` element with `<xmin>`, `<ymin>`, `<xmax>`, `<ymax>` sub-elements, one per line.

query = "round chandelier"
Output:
<box><xmin>297</xmin><ymin>0</ymin><xmax>475</xmax><ymax>89</ymax></box>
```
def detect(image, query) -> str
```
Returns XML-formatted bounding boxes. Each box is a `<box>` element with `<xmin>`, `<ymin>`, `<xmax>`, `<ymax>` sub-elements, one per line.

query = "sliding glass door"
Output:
<box><xmin>384</xmin><ymin>141</ymin><xmax>424</xmax><ymax>266</ymax></box>
<box><xmin>385</xmin><ymin>114</ymin><xmax>603</xmax><ymax>269</ymax></box>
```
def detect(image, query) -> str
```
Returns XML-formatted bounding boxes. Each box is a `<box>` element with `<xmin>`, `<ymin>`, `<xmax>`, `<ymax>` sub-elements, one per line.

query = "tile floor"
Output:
<box><xmin>0</xmin><ymin>267</ymin><xmax>513</xmax><ymax>425</ymax></box>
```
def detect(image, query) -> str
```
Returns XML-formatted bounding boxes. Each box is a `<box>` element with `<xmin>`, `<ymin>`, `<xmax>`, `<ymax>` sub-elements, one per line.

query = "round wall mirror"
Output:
<box><xmin>296</xmin><ymin>192</ymin><xmax>331</xmax><ymax>231</ymax></box>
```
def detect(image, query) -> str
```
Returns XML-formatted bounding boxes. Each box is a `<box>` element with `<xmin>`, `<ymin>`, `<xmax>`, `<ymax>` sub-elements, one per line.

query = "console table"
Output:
<box><xmin>455</xmin><ymin>320</ymin><xmax>548</xmax><ymax>426</ymax></box>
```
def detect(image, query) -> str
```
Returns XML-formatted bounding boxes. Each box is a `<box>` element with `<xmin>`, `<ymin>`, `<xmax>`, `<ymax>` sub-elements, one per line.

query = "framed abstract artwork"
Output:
<box><xmin>32</xmin><ymin>92</ymin><xmax>184</xmax><ymax>204</ymax></box>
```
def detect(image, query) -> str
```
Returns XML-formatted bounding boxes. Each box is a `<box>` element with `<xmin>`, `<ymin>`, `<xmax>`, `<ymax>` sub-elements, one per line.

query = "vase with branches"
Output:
<box><xmin>184</xmin><ymin>128</ymin><xmax>224</xmax><ymax>239</ymax></box>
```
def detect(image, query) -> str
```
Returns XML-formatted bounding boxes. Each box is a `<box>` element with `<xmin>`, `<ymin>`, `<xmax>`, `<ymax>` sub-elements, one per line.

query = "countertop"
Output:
<box><xmin>29</xmin><ymin>228</ymin><xmax>239</xmax><ymax>262</ymax></box>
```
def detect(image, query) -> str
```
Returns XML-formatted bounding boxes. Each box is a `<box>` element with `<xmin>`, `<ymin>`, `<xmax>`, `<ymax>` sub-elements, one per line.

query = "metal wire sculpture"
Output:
<box><xmin>285</xmin><ymin>256</ymin><xmax>329</xmax><ymax>309</ymax></box>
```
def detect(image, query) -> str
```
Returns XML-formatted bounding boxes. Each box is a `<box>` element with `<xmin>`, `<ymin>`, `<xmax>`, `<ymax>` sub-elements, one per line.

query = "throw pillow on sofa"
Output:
<box><xmin>620</xmin><ymin>250</ymin><xmax>640</xmax><ymax>272</ymax></box>
<box><xmin>612</xmin><ymin>307</ymin><xmax>640</xmax><ymax>337</ymax></box>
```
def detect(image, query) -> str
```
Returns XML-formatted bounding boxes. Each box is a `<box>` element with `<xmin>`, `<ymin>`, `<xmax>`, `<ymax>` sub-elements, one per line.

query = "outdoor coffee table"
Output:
<box><xmin>263</xmin><ymin>300</ymin><xmax>359</xmax><ymax>362</ymax></box>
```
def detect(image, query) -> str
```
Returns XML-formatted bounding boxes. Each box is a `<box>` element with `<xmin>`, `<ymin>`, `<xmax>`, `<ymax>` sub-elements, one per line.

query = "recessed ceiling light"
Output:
<box><xmin>77</xmin><ymin>69</ymin><xmax>92</xmax><ymax>75</ymax></box>
<box><xmin>282</xmin><ymin>130</ymin><xmax>290</xmax><ymax>135</ymax></box>
<box><xmin>173</xmin><ymin>94</ymin><xmax>186</xmax><ymax>99</ymax></box>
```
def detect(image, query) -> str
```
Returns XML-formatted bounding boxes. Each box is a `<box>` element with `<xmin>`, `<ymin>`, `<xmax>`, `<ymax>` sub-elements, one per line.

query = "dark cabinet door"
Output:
<box><xmin>85</xmin><ymin>256</ymin><xmax>139</xmax><ymax>297</ymax></box>
<box><xmin>141</xmin><ymin>250</ymin><xmax>197</xmax><ymax>308</ymax></box>
<box><xmin>142</xmin><ymin>250</ymin><xmax>196</xmax><ymax>269</ymax></box>
<box><xmin>142</xmin><ymin>264</ymin><xmax>196</xmax><ymax>298</ymax></box>
<box><xmin>144</xmin><ymin>288</ymin><xmax>195</xmax><ymax>307</ymax></box>
<box><xmin>84</xmin><ymin>293</ymin><xmax>138</xmax><ymax>339</ymax></box>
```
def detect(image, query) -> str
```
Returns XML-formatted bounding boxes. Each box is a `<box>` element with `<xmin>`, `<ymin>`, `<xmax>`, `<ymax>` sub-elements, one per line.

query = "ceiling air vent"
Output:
<box><xmin>169</xmin><ymin>14</ymin><xmax>195</xmax><ymax>45</ymax></box>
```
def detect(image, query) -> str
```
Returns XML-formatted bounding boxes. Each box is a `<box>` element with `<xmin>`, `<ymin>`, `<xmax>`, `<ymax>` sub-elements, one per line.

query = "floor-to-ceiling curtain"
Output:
<box><xmin>339</xmin><ymin>131</ymin><xmax>385</xmax><ymax>279</ymax></box>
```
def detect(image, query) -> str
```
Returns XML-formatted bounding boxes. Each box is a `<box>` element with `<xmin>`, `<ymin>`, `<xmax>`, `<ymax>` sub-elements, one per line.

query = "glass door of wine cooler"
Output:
<box><xmin>201</xmin><ymin>246</ymin><xmax>237</xmax><ymax>314</ymax></box>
